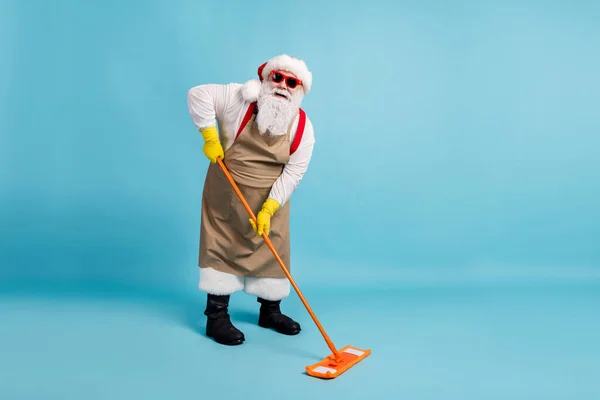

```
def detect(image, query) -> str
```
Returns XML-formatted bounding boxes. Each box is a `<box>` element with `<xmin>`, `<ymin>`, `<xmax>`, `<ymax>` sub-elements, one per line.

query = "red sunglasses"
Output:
<box><xmin>270</xmin><ymin>70</ymin><xmax>302</xmax><ymax>89</ymax></box>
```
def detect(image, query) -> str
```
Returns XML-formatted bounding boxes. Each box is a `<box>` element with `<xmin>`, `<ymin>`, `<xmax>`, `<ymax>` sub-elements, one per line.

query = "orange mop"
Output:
<box><xmin>216</xmin><ymin>158</ymin><xmax>370</xmax><ymax>379</ymax></box>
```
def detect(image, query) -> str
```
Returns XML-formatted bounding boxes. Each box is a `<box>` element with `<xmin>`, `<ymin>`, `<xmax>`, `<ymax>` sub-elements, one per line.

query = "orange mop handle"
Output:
<box><xmin>216</xmin><ymin>158</ymin><xmax>341</xmax><ymax>359</ymax></box>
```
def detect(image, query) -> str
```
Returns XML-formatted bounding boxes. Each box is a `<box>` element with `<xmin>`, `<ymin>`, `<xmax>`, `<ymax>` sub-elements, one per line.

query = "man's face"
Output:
<box><xmin>255</xmin><ymin>69</ymin><xmax>304</xmax><ymax>136</ymax></box>
<box><xmin>265</xmin><ymin>70</ymin><xmax>304</xmax><ymax>103</ymax></box>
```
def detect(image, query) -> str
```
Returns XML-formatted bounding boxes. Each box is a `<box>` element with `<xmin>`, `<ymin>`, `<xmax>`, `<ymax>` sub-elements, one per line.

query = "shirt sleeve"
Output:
<box><xmin>187</xmin><ymin>83</ymin><xmax>241</xmax><ymax>132</ymax></box>
<box><xmin>268</xmin><ymin>116</ymin><xmax>315</xmax><ymax>206</ymax></box>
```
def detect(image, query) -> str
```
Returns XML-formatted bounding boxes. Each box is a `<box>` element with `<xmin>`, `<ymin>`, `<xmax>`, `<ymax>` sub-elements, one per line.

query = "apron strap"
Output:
<box><xmin>235</xmin><ymin>101</ymin><xmax>257</xmax><ymax>140</ymax></box>
<box><xmin>290</xmin><ymin>108</ymin><xmax>306</xmax><ymax>155</ymax></box>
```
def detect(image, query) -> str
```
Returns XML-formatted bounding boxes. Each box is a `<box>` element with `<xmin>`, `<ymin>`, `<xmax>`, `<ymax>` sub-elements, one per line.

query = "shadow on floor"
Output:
<box><xmin>151</xmin><ymin>291</ymin><xmax>326</xmax><ymax>361</ymax></box>
<box><xmin>0</xmin><ymin>281</ymin><xmax>328</xmax><ymax>362</ymax></box>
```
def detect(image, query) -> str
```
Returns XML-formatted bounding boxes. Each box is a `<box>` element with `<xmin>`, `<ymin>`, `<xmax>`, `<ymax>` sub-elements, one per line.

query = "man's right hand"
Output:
<box><xmin>200</xmin><ymin>125</ymin><xmax>225</xmax><ymax>163</ymax></box>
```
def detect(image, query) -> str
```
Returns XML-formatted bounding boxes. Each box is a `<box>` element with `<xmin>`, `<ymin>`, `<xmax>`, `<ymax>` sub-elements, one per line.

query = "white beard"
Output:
<box><xmin>255</xmin><ymin>83</ymin><xmax>303</xmax><ymax>137</ymax></box>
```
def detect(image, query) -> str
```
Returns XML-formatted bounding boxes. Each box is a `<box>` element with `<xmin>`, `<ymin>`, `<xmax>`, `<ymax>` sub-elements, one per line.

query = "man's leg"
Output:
<box><xmin>244</xmin><ymin>277</ymin><xmax>301</xmax><ymax>335</ymax></box>
<box><xmin>199</xmin><ymin>267</ymin><xmax>245</xmax><ymax>345</ymax></box>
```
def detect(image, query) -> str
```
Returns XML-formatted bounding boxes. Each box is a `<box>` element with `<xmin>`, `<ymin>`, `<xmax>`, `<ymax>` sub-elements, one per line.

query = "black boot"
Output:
<box><xmin>257</xmin><ymin>297</ymin><xmax>301</xmax><ymax>335</ymax></box>
<box><xmin>204</xmin><ymin>294</ymin><xmax>245</xmax><ymax>346</ymax></box>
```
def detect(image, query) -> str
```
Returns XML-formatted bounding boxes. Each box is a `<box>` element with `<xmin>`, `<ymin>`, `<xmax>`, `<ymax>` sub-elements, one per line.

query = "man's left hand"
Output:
<box><xmin>249</xmin><ymin>198</ymin><xmax>280</xmax><ymax>237</ymax></box>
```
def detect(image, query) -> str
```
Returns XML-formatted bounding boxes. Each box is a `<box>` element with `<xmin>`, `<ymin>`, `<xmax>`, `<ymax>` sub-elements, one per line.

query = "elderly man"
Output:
<box><xmin>187</xmin><ymin>54</ymin><xmax>315</xmax><ymax>346</ymax></box>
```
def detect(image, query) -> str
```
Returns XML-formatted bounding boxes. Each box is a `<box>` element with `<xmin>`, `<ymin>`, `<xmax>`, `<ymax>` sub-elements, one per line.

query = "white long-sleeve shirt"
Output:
<box><xmin>187</xmin><ymin>82</ymin><xmax>315</xmax><ymax>206</ymax></box>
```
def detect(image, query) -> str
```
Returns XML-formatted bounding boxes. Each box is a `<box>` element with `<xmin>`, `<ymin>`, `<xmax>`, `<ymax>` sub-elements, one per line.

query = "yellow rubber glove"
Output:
<box><xmin>249</xmin><ymin>198</ymin><xmax>280</xmax><ymax>237</ymax></box>
<box><xmin>200</xmin><ymin>125</ymin><xmax>224</xmax><ymax>163</ymax></box>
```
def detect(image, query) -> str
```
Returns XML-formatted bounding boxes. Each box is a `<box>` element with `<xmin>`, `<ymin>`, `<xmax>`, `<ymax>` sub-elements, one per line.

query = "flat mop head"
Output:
<box><xmin>305</xmin><ymin>345</ymin><xmax>371</xmax><ymax>379</ymax></box>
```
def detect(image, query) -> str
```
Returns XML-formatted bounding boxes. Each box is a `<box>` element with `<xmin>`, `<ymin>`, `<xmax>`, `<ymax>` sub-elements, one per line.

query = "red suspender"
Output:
<box><xmin>235</xmin><ymin>101</ymin><xmax>257</xmax><ymax>140</ymax></box>
<box><xmin>290</xmin><ymin>108</ymin><xmax>306</xmax><ymax>155</ymax></box>
<box><xmin>235</xmin><ymin>103</ymin><xmax>306</xmax><ymax>156</ymax></box>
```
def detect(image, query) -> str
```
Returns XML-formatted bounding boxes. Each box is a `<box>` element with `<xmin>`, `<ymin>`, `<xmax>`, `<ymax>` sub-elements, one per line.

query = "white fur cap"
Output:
<box><xmin>241</xmin><ymin>54</ymin><xmax>312</xmax><ymax>102</ymax></box>
<box><xmin>241</xmin><ymin>79</ymin><xmax>262</xmax><ymax>102</ymax></box>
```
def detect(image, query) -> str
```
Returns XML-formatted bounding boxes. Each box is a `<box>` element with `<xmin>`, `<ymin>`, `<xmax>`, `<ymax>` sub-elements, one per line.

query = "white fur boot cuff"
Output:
<box><xmin>198</xmin><ymin>267</ymin><xmax>245</xmax><ymax>295</ymax></box>
<box><xmin>244</xmin><ymin>276</ymin><xmax>290</xmax><ymax>301</ymax></box>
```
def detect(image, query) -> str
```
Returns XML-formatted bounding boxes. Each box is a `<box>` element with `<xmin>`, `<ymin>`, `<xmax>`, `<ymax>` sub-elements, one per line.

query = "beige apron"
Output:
<box><xmin>198</xmin><ymin>105</ymin><xmax>293</xmax><ymax>279</ymax></box>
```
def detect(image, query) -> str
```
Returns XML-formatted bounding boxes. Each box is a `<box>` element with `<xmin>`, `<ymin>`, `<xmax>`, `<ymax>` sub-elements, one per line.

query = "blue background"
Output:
<box><xmin>1</xmin><ymin>0</ymin><xmax>599</xmax><ymax>398</ymax></box>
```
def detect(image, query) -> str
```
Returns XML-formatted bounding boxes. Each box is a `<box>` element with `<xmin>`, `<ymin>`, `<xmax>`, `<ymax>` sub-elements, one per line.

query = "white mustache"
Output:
<box><xmin>271</xmin><ymin>88</ymin><xmax>290</xmax><ymax>99</ymax></box>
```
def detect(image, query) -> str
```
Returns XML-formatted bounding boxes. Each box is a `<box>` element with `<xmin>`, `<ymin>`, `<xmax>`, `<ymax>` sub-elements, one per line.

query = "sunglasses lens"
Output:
<box><xmin>272</xmin><ymin>72</ymin><xmax>283</xmax><ymax>83</ymax></box>
<box><xmin>286</xmin><ymin>78</ymin><xmax>298</xmax><ymax>88</ymax></box>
